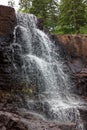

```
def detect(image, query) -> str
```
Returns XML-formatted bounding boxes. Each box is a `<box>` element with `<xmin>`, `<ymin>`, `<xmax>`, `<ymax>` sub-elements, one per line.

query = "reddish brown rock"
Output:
<box><xmin>52</xmin><ymin>34</ymin><xmax>87</xmax><ymax>96</ymax></box>
<box><xmin>75</xmin><ymin>68</ymin><xmax>87</xmax><ymax>77</ymax></box>
<box><xmin>52</xmin><ymin>34</ymin><xmax>87</xmax><ymax>62</ymax></box>
<box><xmin>0</xmin><ymin>5</ymin><xmax>16</xmax><ymax>42</ymax></box>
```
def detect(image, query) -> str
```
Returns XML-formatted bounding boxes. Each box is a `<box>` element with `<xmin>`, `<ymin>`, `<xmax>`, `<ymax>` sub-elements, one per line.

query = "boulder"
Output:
<box><xmin>0</xmin><ymin>5</ymin><xmax>16</xmax><ymax>42</ymax></box>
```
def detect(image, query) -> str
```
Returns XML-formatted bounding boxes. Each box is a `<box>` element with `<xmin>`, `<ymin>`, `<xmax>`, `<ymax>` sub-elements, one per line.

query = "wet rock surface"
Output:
<box><xmin>79</xmin><ymin>108</ymin><xmax>87</xmax><ymax>130</ymax></box>
<box><xmin>0</xmin><ymin>42</ymin><xmax>13</xmax><ymax>89</ymax></box>
<box><xmin>0</xmin><ymin>89</ymin><xmax>77</xmax><ymax>130</ymax></box>
<box><xmin>0</xmin><ymin>109</ymin><xmax>77</xmax><ymax>130</ymax></box>
<box><xmin>74</xmin><ymin>68</ymin><xmax>87</xmax><ymax>96</ymax></box>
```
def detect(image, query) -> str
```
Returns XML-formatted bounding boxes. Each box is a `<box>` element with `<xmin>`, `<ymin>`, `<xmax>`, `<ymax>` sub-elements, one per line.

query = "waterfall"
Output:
<box><xmin>12</xmin><ymin>13</ymin><xmax>85</xmax><ymax>130</ymax></box>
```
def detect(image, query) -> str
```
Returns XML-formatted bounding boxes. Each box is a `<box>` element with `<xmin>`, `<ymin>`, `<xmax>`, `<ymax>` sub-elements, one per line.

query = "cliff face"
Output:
<box><xmin>52</xmin><ymin>35</ymin><xmax>87</xmax><ymax>61</ymax></box>
<box><xmin>52</xmin><ymin>34</ymin><xmax>87</xmax><ymax>96</ymax></box>
<box><xmin>0</xmin><ymin>5</ymin><xmax>16</xmax><ymax>89</ymax></box>
<box><xmin>0</xmin><ymin>5</ymin><xmax>16</xmax><ymax>42</ymax></box>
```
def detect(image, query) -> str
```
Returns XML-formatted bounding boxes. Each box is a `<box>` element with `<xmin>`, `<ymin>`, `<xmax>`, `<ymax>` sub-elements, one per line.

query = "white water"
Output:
<box><xmin>12</xmin><ymin>13</ymin><xmax>85</xmax><ymax>130</ymax></box>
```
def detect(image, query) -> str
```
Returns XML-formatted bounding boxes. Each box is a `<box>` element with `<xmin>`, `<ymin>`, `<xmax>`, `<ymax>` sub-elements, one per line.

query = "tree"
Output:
<box><xmin>58</xmin><ymin>0</ymin><xmax>87</xmax><ymax>34</ymax></box>
<box><xmin>8</xmin><ymin>0</ymin><xmax>15</xmax><ymax>8</ymax></box>
<box><xmin>19</xmin><ymin>0</ymin><xmax>59</xmax><ymax>32</ymax></box>
<box><xmin>19</xmin><ymin>0</ymin><xmax>32</xmax><ymax>12</ymax></box>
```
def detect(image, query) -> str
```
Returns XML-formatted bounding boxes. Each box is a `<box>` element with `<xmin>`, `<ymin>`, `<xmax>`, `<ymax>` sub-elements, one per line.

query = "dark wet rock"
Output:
<box><xmin>0</xmin><ymin>42</ymin><xmax>13</xmax><ymax>89</ymax></box>
<box><xmin>37</xmin><ymin>18</ymin><xmax>50</xmax><ymax>33</ymax></box>
<box><xmin>0</xmin><ymin>110</ymin><xmax>77</xmax><ymax>130</ymax></box>
<box><xmin>74</xmin><ymin>68</ymin><xmax>87</xmax><ymax>96</ymax></box>
<box><xmin>79</xmin><ymin>108</ymin><xmax>87</xmax><ymax>130</ymax></box>
<box><xmin>37</xmin><ymin>18</ymin><xmax>44</xmax><ymax>30</ymax></box>
<box><xmin>68</xmin><ymin>58</ymin><xmax>84</xmax><ymax>73</ymax></box>
<box><xmin>0</xmin><ymin>6</ymin><xmax>16</xmax><ymax>90</ymax></box>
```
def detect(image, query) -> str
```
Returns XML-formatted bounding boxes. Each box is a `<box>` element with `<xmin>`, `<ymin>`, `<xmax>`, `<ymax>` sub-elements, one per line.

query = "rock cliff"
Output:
<box><xmin>52</xmin><ymin>34</ymin><xmax>87</xmax><ymax>96</ymax></box>
<box><xmin>52</xmin><ymin>34</ymin><xmax>87</xmax><ymax>61</ymax></box>
<box><xmin>0</xmin><ymin>5</ymin><xmax>16</xmax><ymax>42</ymax></box>
<box><xmin>0</xmin><ymin>5</ymin><xmax>16</xmax><ymax>90</ymax></box>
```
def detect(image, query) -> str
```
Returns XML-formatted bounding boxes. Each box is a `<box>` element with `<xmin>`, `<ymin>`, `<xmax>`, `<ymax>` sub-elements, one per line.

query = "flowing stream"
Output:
<box><xmin>12</xmin><ymin>13</ymin><xmax>86</xmax><ymax>130</ymax></box>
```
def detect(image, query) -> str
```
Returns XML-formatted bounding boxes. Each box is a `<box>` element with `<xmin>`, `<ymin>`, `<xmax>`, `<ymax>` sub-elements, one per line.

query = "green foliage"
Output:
<box><xmin>19</xmin><ymin>0</ymin><xmax>59</xmax><ymax>32</ymax></box>
<box><xmin>19</xmin><ymin>0</ymin><xmax>87</xmax><ymax>34</ymax></box>
<box><xmin>58</xmin><ymin>0</ymin><xmax>87</xmax><ymax>34</ymax></box>
<box><xmin>80</xmin><ymin>25</ymin><xmax>87</xmax><ymax>34</ymax></box>
<box><xmin>19</xmin><ymin>81</ymin><xmax>37</xmax><ymax>99</ymax></box>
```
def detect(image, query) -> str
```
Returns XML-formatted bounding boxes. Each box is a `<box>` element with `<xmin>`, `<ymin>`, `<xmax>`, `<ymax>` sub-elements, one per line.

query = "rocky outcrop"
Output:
<box><xmin>52</xmin><ymin>34</ymin><xmax>87</xmax><ymax>96</ymax></box>
<box><xmin>0</xmin><ymin>5</ymin><xmax>16</xmax><ymax>42</ymax></box>
<box><xmin>52</xmin><ymin>35</ymin><xmax>87</xmax><ymax>61</ymax></box>
<box><xmin>0</xmin><ymin>5</ymin><xmax>16</xmax><ymax>89</ymax></box>
<box><xmin>0</xmin><ymin>110</ymin><xmax>77</xmax><ymax>130</ymax></box>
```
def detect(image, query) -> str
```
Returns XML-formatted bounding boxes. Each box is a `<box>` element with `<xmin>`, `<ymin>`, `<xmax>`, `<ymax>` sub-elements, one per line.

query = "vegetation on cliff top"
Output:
<box><xmin>19</xmin><ymin>0</ymin><xmax>87</xmax><ymax>34</ymax></box>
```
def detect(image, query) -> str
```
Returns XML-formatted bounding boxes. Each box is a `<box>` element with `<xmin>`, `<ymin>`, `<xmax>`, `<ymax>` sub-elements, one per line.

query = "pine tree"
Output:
<box><xmin>19</xmin><ymin>0</ymin><xmax>59</xmax><ymax>32</ymax></box>
<box><xmin>58</xmin><ymin>0</ymin><xmax>87</xmax><ymax>33</ymax></box>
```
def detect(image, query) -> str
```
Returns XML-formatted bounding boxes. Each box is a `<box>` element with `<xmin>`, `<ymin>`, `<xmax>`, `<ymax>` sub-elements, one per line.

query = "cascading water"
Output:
<box><xmin>12</xmin><ymin>13</ymin><xmax>86</xmax><ymax>130</ymax></box>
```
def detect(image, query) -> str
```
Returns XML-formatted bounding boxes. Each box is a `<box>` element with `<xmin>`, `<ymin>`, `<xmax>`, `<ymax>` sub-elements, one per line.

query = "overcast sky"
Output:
<box><xmin>0</xmin><ymin>0</ymin><xmax>19</xmax><ymax>11</ymax></box>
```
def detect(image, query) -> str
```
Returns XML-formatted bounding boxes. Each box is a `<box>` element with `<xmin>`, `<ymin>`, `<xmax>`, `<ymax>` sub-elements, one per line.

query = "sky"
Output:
<box><xmin>0</xmin><ymin>0</ymin><xmax>19</xmax><ymax>11</ymax></box>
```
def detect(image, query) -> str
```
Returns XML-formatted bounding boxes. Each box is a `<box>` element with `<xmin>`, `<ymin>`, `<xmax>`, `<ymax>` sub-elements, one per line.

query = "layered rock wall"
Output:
<box><xmin>52</xmin><ymin>34</ymin><xmax>87</xmax><ymax>96</ymax></box>
<box><xmin>0</xmin><ymin>5</ymin><xmax>16</xmax><ymax>89</ymax></box>
<box><xmin>52</xmin><ymin>35</ymin><xmax>87</xmax><ymax>61</ymax></box>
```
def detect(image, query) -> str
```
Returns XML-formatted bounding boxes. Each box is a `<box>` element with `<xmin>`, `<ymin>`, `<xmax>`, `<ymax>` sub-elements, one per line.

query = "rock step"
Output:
<box><xmin>0</xmin><ymin>110</ymin><xmax>78</xmax><ymax>130</ymax></box>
